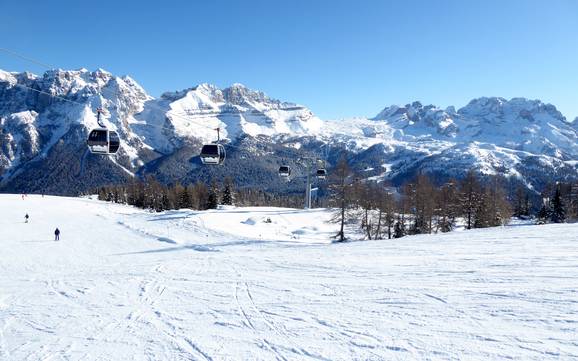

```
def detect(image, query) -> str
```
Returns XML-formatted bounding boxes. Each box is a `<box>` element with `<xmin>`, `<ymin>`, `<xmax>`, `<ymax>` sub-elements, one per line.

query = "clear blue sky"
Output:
<box><xmin>2</xmin><ymin>0</ymin><xmax>577</xmax><ymax>120</ymax></box>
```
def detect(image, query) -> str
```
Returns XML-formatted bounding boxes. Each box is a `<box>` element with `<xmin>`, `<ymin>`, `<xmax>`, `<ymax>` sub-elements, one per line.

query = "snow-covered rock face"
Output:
<box><xmin>137</xmin><ymin>82</ymin><xmax>323</xmax><ymax>152</ymax></box>
<box><xmin>0</xmin><ymin>68</ymin><xmax>151</xmax><ymax>160</ymax></box>
<box><xmin>0</xmin><ymin>111</ymin><xmax>40</xmax><ymax>172</ymax></box>
<box><xmin>372</xmin><ymin>101</ymin><xmax>459</xmax><ymax>138</ymax></box>
<box><xmin>354</xmin><ymin>97</ymin><xmax>578</xmax><ymax>186</ymax></box>
<box><xmin>456</xmin><ymin>97</ymin><xmax>577</xmax><ymax>156</ymax></box>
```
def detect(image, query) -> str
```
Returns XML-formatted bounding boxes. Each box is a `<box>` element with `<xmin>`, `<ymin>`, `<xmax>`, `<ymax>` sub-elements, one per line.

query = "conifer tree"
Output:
<box><xmin>393</xmin><ymin>215</ymin><xmax>406</xmax><ymax>238</ymax></box>
<box><xmin>473</xmin><ymin>191</ymin><xmax>492</xmax><ymax>228</ymax></box>
<box><xmin>206</xmin><ymin>181</ymin><xmax>219</xmax><ymax>210</ymax></box>
<box><xmin>551</xmin><ymin>186</ymin><xmax>566</xmax><ymax>223</ymax></box>
<box><xmin>160</xmin><ymin>190</ymin><xmax>171</xmax><ymax>211</ymax></box>
<box><xmin>222</xmin><ymin>178</ymin><xmax>234</xmax><ymax>206</ymax></box>
<box><xmin>98</xmin><ymin>187</ymin><xmax>107</xmax><ymax>201</ymax></box>
<box><xmin>570</xmin><ymin>184</ymin><xmax>578</xmax><ymax>220</ymax></box>
<box><xmin>513</xmin><ymin>185</ymin><xmax>531</xmax><ymax>218</ymax></box>
<box><xmin>537</xmin><ymin>203</ymin><xmax>550</xmax><ymax>224</ymax></box>
<box><xmin>178</xmin><ymin>186</ymin><xmax>192</xmax><ymax>209</ymax></box>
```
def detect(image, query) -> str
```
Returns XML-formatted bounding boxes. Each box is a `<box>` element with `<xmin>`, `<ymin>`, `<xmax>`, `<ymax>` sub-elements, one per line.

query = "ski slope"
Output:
<box><xmin>0</xmin><ymin>195</ymin><xmax>577</xmax><ymax>360</ymax></box>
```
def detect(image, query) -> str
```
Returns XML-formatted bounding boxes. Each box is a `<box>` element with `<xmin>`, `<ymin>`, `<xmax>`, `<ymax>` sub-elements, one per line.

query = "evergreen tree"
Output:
<box><xmin>551</xmin><ymin>187</ymin><xmax>566</xmax><ymax>223</ymax></box>
<box><xmin>393</xmin><ymin>215</ymin><xmax>406</xmax><ymax>238</ymax></box>
<box><xmin>206</xmin><ymin>182</ymin><xmax>219</xmax><ymax>209</ymax></box>
<box><xmin>384</xmin><ymin>211</ymin><xmax>395</xmax><ymax>239</ymax></box>
<box><xmin>221</xmin><ymin>178</ymin><xmax>234</xmax><ymax>206</ymax></box>
<box><xmin>570</xmin><ymin>184</ymin><xmax>578</xmax><ymax>221</ymax></box>
<box><xmin>536</xmin><ymin>203</ymin><xmax>550</xmax><ymax>224</ymax></box>
<box><xmin>160</xmin><ymin>190</ymin><xmax>171</xmax><ymax>211</ymax></box>
<box><xmin>472</xmin><ymin>176</ymin><xmax>510</xmax><ymax>228</ymax></box>
<box><xmin>513</xmin><ymin>185</ymin><xmax>531</xmax><ymax>218</ymax></box>
<box><xmin>473</xmin><ymin>191</ymin><xmax>492</xmax><ymax>228</ymax></box>
<box><xmin>178</xmin><ymin>186</ymin><xmax>192</xmax><ymax>209</ymax></box>
<box><xmin>98</xmin><ymin>187</ymin><xmax>107</xmax><ymax>201</ymax></box>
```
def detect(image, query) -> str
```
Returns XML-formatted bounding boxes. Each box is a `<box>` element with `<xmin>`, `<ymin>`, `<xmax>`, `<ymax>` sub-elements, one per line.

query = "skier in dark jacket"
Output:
<box><xmin>54</xmin><ymin>228</ymin><xmax>60</xmax><ymax>241</ymax></box>
<box><xmin>25</xmin><ymin>214</ymin><xmax>29</xmax><ymax>223</ymax></box>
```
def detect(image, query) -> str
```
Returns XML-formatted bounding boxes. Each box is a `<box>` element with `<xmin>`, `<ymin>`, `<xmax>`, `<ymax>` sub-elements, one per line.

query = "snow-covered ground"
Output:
<box><xmin>1</xmin><ymin>195</ymin><xmax>577</xmax><ymax>360</ymax></box>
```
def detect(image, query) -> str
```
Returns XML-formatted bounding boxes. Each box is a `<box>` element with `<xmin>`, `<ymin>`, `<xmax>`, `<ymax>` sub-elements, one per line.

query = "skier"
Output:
<box><xmin>54</xmin><ymin>228</ymin><xmax>60</xmax><ymax>241</ymax></box>
<box><xmin>25</xmin><ymin>214</ymin><xmax>29</xmax><ymax>223</ymax></box>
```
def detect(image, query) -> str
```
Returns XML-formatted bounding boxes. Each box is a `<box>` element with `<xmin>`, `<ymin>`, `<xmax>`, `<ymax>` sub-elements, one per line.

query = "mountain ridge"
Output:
<box><xmin>1</xmin><ymin>68</ymin><xmax>577</xmax><ymax>195</ymax></box>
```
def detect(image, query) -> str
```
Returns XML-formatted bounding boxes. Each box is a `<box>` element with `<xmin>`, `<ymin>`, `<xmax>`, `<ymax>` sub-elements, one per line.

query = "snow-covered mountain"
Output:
<box><xmin>1</xmin><ymin>68</ymin><xmax>577</xmax><ymax>194</ymax></box>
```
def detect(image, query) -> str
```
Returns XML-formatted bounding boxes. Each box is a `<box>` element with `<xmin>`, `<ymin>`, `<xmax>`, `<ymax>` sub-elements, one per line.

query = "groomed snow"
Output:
<box><xmin>1</xmin><ymin>195</ymin><xmax>577</xmax><ymax>360</ymax></box>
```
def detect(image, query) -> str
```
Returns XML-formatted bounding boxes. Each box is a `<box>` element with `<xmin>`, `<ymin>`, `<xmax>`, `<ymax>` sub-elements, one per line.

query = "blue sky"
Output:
<box><xmin>2</xmin><ymin>0</ymin><xmax>578</xmax><ymax>120</ymax></box>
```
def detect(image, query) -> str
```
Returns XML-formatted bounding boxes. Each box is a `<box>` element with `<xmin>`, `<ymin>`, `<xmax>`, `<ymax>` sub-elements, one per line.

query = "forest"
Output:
<box><xmin>96</xmin><ymin>157</ymin><xmax>578</xmax><ymax>241</ymax></box>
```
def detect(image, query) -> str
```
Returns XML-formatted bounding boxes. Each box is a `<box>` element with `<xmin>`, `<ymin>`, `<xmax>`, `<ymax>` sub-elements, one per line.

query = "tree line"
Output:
<box><xmin>535</xmin><ymin>182</ymin><xmax>578</xmax><ymax>224</ymax></box>
<box><xmin>96</xmin><ymin>158</ymin><xmax>578</xmax><ymax>242</ymax></box>
<box><xmin>96</xmin><ymin>176</ymin><xmax>305</xmax><ymax>211</ymax></box>
<box><xmin>328</xmin><ymin>156</ymin><xmax>578</xmax><ymax>242</ymax></box>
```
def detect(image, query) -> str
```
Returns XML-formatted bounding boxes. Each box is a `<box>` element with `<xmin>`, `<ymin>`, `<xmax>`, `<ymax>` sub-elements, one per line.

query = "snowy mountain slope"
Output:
<box><xmin>1</xmin><ymin>67</ymin><xmax>578</xmax><ymax>195</ymax></box>
<box><xmin>1</xmin><ymin>194</ymin><xmax>577</xmax><ymax>360</ymax></box>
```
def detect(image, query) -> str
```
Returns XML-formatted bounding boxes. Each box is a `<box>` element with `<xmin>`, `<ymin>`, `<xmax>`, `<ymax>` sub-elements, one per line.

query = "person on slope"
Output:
<box><xmin>54</xmin><ymin>228</ymin><xmax>60</xmax><ymax>241</ymax></box>
<box><xmin>25</xmin><ymin>214</ymin><xmax>29</xmax><ymax>223</ymax></box>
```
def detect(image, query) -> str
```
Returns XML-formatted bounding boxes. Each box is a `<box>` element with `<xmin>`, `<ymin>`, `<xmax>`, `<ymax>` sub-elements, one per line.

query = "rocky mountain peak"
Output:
<box><xmin>371</xmin><ymin>101</ymin><xmax>458</xmax><ymax>138</ymax></box>
<box><xmin>458</xmin><ymin>97</ymin><xmax>567</xmax><ymax>124</ymax></box>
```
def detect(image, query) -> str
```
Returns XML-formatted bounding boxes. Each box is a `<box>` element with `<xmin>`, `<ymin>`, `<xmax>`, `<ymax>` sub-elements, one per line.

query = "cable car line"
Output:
<box><xmin>0</xmin><ymin>47</ymin><xmax>55</xmax><ymax>70</ymax></box>
<box><xmin>1</xmin><ymin>48</ymin><xmax>235</xmax><ymax>137</ymax></box>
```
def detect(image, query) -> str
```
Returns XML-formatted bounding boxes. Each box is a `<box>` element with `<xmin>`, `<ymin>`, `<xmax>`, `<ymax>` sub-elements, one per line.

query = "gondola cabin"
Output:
<box><xmin>316</xmin><ymin>168</ymin><xmax>327</xmax><ymax>179</ymax></box>
<box><xmin>87</xmin><ymin>128</ymin><xmax>120</xmax><ymax>155</ymax></box>
<box><xmin>278</xmin><ymin>165</ymin><xmax>291</xmax><ymax>178</ymax></box>
<box><xmin>200</xmin><ymin>144</ymin><xmax>226</xmax><ymax>165</ymax></box>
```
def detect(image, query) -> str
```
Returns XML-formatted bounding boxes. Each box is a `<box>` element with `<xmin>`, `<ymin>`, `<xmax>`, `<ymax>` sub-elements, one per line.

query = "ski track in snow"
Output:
<box><xmin>1</xmin><ymin>195</ymin><xmax>578</xmax><ymax>360</ymax></box>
